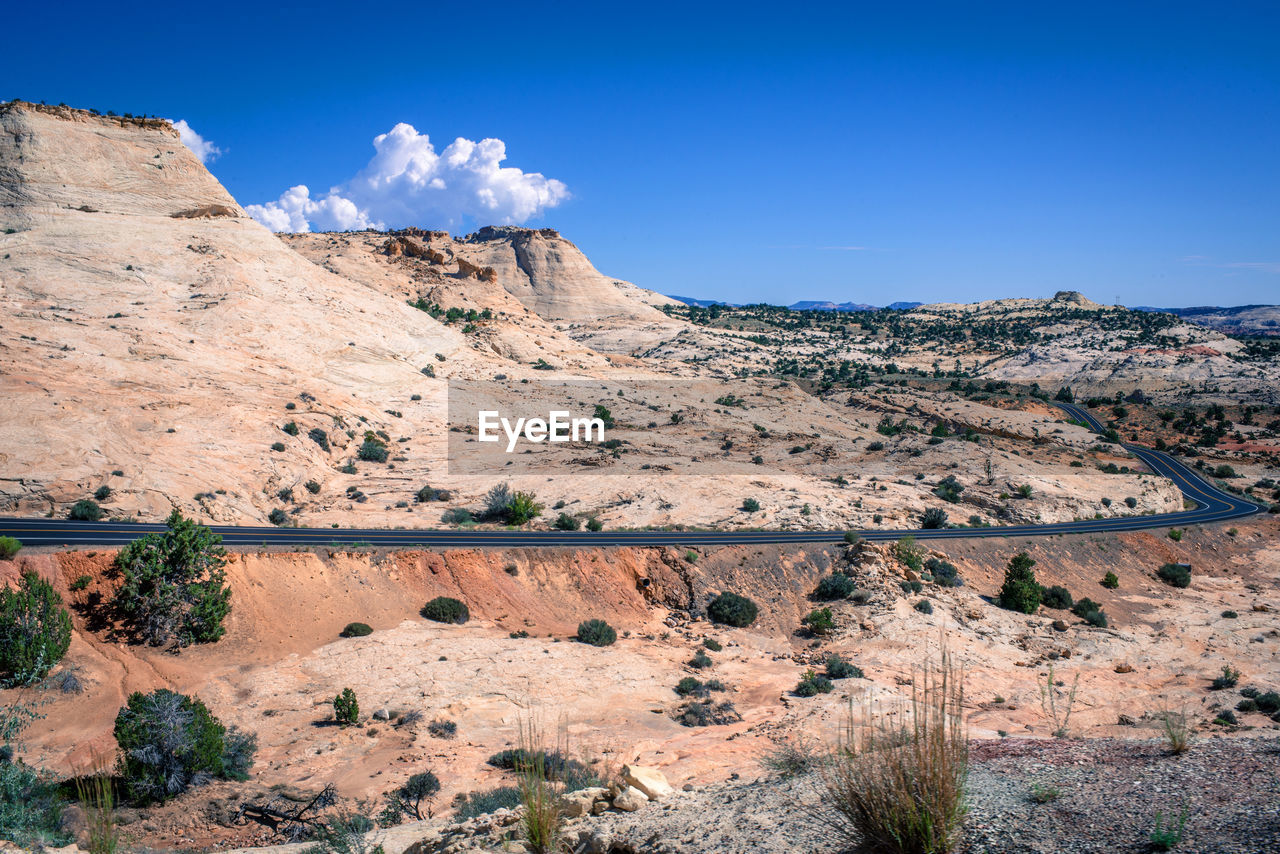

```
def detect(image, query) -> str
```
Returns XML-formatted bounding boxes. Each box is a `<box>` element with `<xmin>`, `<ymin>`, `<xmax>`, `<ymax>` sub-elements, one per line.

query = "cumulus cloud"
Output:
<box><xmin>170</xmin><ymin>119</ymin><xmax>222</xmax><ymax>164</ymax></box>
<box><xmin>246</xmin><ymin>123</ymin><xmax>569</xmax><ymax>233</ymax></box>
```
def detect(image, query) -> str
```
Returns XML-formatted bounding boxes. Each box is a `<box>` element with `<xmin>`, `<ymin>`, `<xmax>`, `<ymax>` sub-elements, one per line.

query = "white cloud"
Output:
<box><xmin>245</xmin><ymin>123</ymin><xmax>569</xmax><ymax>233</ymax></box>
<box><xmin>170</xmin><ymin>119</ymin><xmax>222</xmax><ymax>164</ymax></box>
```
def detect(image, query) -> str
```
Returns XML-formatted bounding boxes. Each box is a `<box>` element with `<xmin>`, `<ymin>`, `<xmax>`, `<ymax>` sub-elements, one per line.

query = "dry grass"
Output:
<box><xmin>821</xmin><ymin>649</ymin><xmax>968</xmax><ymax>854</ymax></box>
<box><xmin>1039</xmin><ymin>662</ymin><xmax>1080</xmax><ymax>738</ymax></box>
<box><xmin>1159</xmin><ymin>705</ymin><xmax>1195</xmax><ymax>755</ymax></box>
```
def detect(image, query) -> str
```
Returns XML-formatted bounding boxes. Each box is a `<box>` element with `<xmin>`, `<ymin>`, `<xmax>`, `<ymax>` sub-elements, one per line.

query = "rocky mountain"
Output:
<box><xmin>1133</xmin><ymin>303</ymin><xmax>1280</xmax><ymax>337</ymax></box>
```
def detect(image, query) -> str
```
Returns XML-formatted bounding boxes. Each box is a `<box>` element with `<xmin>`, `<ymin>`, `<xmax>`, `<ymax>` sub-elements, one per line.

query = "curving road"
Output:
<box><xmin>0</xmin><ymin>403</ymin><xmax>1259</xmax><ymax>548</ymax></box>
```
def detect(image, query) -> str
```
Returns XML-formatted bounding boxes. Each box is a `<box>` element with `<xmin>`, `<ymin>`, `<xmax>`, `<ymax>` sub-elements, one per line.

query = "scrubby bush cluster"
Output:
<box><xmin>340</xmin><ymin>622</ymin><xmax>373</xmax><ymax>638</ymax></box>
<box><xmin>814</xmin><ymin>572</ymin><xmax>856</xmax><ymax>601</ymax></box>
<box><xmin>1156</xmin><ymin>563</ymin><xmax>1191</xmax><ymax>589</ymax></box>
<box><xmin>576</xmin><ymin>619</ymin><xmax>616</xmax><ymax>647</ymax></box>
<box><xmin>794</xmin><ymin>669</ymin><xmax>834</xmax><ymax>697</ymax></box>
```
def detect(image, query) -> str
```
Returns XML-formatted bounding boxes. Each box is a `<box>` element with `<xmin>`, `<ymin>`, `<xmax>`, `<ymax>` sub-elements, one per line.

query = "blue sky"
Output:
<box><xmin>7</xmin><ymin>1</ymin><xmax>1279</xmax><ymax>307</ymax></box>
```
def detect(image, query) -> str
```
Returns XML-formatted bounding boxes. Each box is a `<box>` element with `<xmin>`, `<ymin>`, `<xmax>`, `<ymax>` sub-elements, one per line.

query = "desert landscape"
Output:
<box><xmin>2</xmin><ymin>15</ymin><xmax>1280</xmax><ymax>854</ymax></box>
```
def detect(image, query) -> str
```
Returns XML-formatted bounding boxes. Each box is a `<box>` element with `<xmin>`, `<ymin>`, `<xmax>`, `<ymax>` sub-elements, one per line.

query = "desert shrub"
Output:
<box><xmin>305</xmin><ymin>480</ymin><xmax>322</xmax><ymax>494</ymax></box>
<box><xmin>268</xmin><ymin>508</ymin><xmax>289</xmax><ymax>525</ymax></box>
<box><xmin>894</xmin><ymin>536</ymin><xmax>923</xmax><ymax>572</ymax></box>
<box><xmin>114</xmin><ymin>689</ymin><xmax>252</xmax><ymax>803</ymax></box>
<box><xmin>1237</xmin><ymin>698</ymin><xmax>1258</xmax><ymax>713</ymax></box>
<box><xmin>428</xmin><ymin>719</ymin><xmax>457</xmax><ymax>739</ymax></box>
<box><xmin>1040</xmin><ymin>585</ymin><xmax>1073</xmax><ymax>610</ymax></box>
<box><xmin>1082</xmin><ymin>609</ymin><xmax>1108</xmax><ymax>627</ymax></box>
<box><xmin>689</xmin><ymin>649</ymin><xmax>713</xmax><ymax>668</ymax></box>
<box><xmin>826</xmin><ymin>655</ymin><xmax>863</xmax><ymax>679</ymax></box>
<box><xmin>914</xmin><ymin>599</ymin><xmax>934</xmax><ymax>615</ymax></box>
<box><xmin>333</xmin><ymin>688</ymin><xmax>359</xmax><ymax>726</ymax></box>
<box><xmin>381</xmin><ymin>771</ymin><xmax>440</xmax><ymax>822</ymax></box>
<box><xmin>69</xmin><ymin>499</ymin><xmax>103</xmax><ymax>521</ymax></box>
<box><xmin>0</xmin><ymin>537</ymin><xmax>21</xmax><ymax>560</ymax></box>
<box><xmin>760</xmin><ymin>735</ymin><xmax>827</xmax><ymax>778</ymax></box>
<box><xmin>844</xmin><ymin>531</ymin><xmax>860</xmax><ymax>545</ymax></box>
<box><xmin>741</xmin><ymin>498</ymin><xmax>761</xmax><ymax>512</ymax></box>
<box><xmin>867</xmin><ymin>441</ymin><xmax>885</xmax><ymax>451</ymax></box>
<box><xmin>585</xmin><ymin>517</ymin><xmax>603</xmax><ymax>531</ymax></box>
<box><xmin>932</xmin><ymin>476</ymin><xmax>963</xmax><ymax>503</ymax></box>
<box><xmin>485</xmin><ymin>748</ymin><xmax>589</xmax><ymax>783</ymax></box>
<box><xmin>441</xmin><ymin>508</ymin><xmax>474</xmax><ymax>525</ymax></box>
<box><xmin>1101</xmin><ymin>571</ymin><xmax>1119</xmax><ymax>589</ymax></box>
<box><xmin>0</xmin><ymin>699</ymin><xmax>72</xmax><ymax>847</ymax></box>
<box><xmin>803</xmin><ymin>607</ymin><xmax>836</xmax><ymax>636</ymax></box>
<box><xmin>421</xmin><ymin>597</ymin><xmax>469</xmax><ymax>624</ymax></box>
<box><xmin>1016</xmin><ymin>484</ymin><xmax>1034</xmax><ymax>499</ymax></box>
<box><xmin>282</xmin><ymin>421</ymin><xmax>299</xmax><ymax>436</ymax></box>
<box><xmin>707</xmin><ymin>591</ymin><xmax>758</xmax><ymax>627</ymax></box>
<box><xmin>675</xmin><ymin>677</ymin><xmax>705</xmax><ymax>697</ymax></box>
<box><xmin>1156</xmin><ymin>563</ymin><xmax>1191</xmax><ymax>589</ymax></box>
<box><xmin>998</xmin><ymin>553</ymin><xmax>1041</xmax><ymax>614</ymax></box>
<box><xmin>112</xmin><ymin>510</ymin><xmax>231</xmax><ymax>647</ymax></box>
<box><xmin>484</xmin><ymin>483</ymin><xmax>514</xmax><ymax>518</ymax></box>
<box><xmin>270</xmin><ymin>442</ymin><xmax>286</xmax><ymax>452</ymax></box>
<box><xmin>1253</xmin><ymin>691</ymin><xmax>1280</xmax><ymax>713</ymax></box>
<box><xmin>821</xmin><ymin>651</ymin><xmax>967</xmax><ymax>854</ymax></box>
<box><xmin>920</xmin><ymin>508</ymin><xmax>948</xmax><ymax>529</ymax></box>
<box><xmin>1070</xmin><ymin>597</ymin><xmax>1101</xmax><ymax>618</ymax></box>
<box><xmin>308</xmin><ymin>427</ymin><xmax>331</xmax><ymax>451</ymax></box>
<box><xmin>794</xmin><ymin>669</ymin><xmax>834</xmax><ymax>697</ymax></box>
<box><xmin>814</xmin><ymin>573</ymin><xmax>855</xmax><ymax>601</ymax></box>
<box><xmin>924</xmin><ymin>558</ymin><xmax>961</xmax><ymax>587</ymax></box>
<box><xmin>0</xmin><ymin>572</ymin><xmax>73</xmax><ymax>686</ymax></box>
<box><xmin>1211</xmin><ymin>666</ymin><xmax>1240</xmax><ymax>690</ymax></box>
<box><xmin>553</xmin><ymin>513</ymin><xmax>580</xmax><ymax>531</ymax></box>
<box><xmin>454</xmin><ymin>786</ymin><xmax>522</xmax><ymax>819</ymax></box>
<box><xmin>340</xmin><ymin>622</ymin><xmax>372</xmax><ymax>638</ymax></box>
<box><xmin>1222</xmin><ymin>610</ymin><xmax>1238</xmax><ymax>618</ymax></box>
<box><xmin>703</xmin><ymin>637</ymin><xmax>723</xmax><ymax>652</ymax></box>
<box><xmin>1124</xmin><ymin>496</ymin><xmax>1138</xmax><ymax>508</ymax></box>
<box><xmin>1167</xmin><ymin>528</ymin><xmax>1183</xmax><ymax>542</ymax></box>
<box><xmin>506</xmin><ymin>492</ymin><xmax>543</xmax><ymax>525</ymax></box>
<box><xmin>357</xmin><ymin>436</ymin><xmax>388</xmax><ymax>463</ymax></box>
<box><xmin>676</xmin><ymin>699</ymin><xmax>741</xmax><ymax>727</ymax></box>
<box><xmin>94</xmin><ymin>485</ymin><xmax>113</xmax><ymax>502</ymax></box>
<box><xmin>576</xmin><ymin>619</ymin><xmax>617</xmax><ymax>647</ymax></box>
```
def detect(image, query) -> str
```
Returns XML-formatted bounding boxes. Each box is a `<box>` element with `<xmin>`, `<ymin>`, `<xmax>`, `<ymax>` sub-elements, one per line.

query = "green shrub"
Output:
<box><xmin>114</xmin><ymin>689</ymin><xmax>253</xmax><ymax>803</ymax></box>
<box><xmin>914</xmin><ymin>599</ymin><xmax>934</xmax><ymax>615</ymax></box>
<box><xmin>1167</xmin><ymin>528</ymin><xmax>1182</xmax><ymax>542</ymax></box>
<box><xmin>924</xmin><ymin>557</ymin><xmax>961</xmax><ymax>587</ymax></box>
<box><xmin>1082</xmin><ymin>609</ymin><xmax>1108</xmax><ymax>627</ymax></box>
<box><xmin>305</xmin><ymin>480</ymin><xmax>322</xmax><ymax>494</ymax></box>
<box><xmin>576</xmin><ymin>619</ymin><xmax>617</xmax><ymax>647</ymax></box>
<box><xmin>826</xmin><ymin>654</ymin><xmax>863</xmax><ymax>679</ymax></box>
<box><xmin>333</xmin><ymin>688</ymin><xmax>359</xmax><ymax>726</ymax></box>
<box><xmin>703</xmin><ymin>637</ymin><xmax>723</xmax><ymax>652</ymax></box>
<box><xmin>282</xmin><ymin>421</ymin><xmax>299</xmax><ymax>436</ymax></box>
<box><xmin>381</xmin><ymin>771</ymin><xmax>440</xmax><ymax>822</ymax></box>
<box><xmin>270</xmin><ymin>442</ymin><xmax>286</xmax><ymax>452</ymax></box>
<box><xmin>894</xmin><ymin>536</ymin><xmax>923</xmax><ymax>572</ymax></box>
<box><xmin>0</xmin><ymin>537</ymin><xmax>21</xmax><ymax>560</ymax></box>
<box><xmin>688</xmin><ymin>649</ymin><xmax>712</xmax><ymax>668</ymax></box>
<box><xmin>803</xmin><ymin>607</ymin><xmax>836</xmax><ymax>635</ymax></box>
<box><xmin>1071</xmin><ymin>597</ymin><xmax>1101</xmax><ymax>618</ymax></box>
<box><xmin>1210</xmin><ymin>666</ymin><xmax>1240</xmax><ymax>691</ymax></box>
<box><xmin>0</xmin><ymin>572</ymin><xmax>73</xmax><ymax>686</ymax></box>
<box><xmin>94</xmin><ymin>485</ymin><xmax>113</xmax><ymax>502</ymax></box>
<box><xmin>420</xmin><ymin>597</ymin><xmax>469</xmax><ymax>624</ymax></box>
<box><xmin>308</xmin><ymin>427</ymin><xmax>331</xmax><ymax>451</ymax></box>
<box><xmin>1156</xmin><ymin>563</ymin><xmax>1191</xmax><ymax>589</ymax></box>
<box><xmin>998</xmin><ymin>553</ymin><xmax>1041</xmax><ymax>614</ymax></box>
<box><xmin>357</xmin><ymin>437</ymin><xmax>388</xmax><ymax>463</ymax></box>
<box><xmin>112</xmin><ymin>510</ymin><xmax>230</xmax><ymax>647</ymax></box>
<box><xmin>585</xmin><ymin>517</ymin><xmax>603</xmax><ymax>531</ymax></box>
<box><xmin>0</xmin><ymin>699</ymin><xmax>70</xmax><ymax>847</ymax></box>
<box><xmin>553</xmin><ymin>513</ymin><xmax>580</xmax><ymax>531</ymax></box>
<box><xmin>741</xmin><ymin>498</ymin><xmax>761</xmax><ymax>512</ymax></box>
<box><xmin>844</xmin><ymin>531</ymin><xmax>860</xmax><ymax>545</ymax></box>
<box><xmin>932</xmin><ymin>476</ymin><xmax>963</xmax><ymax>503</ymax></box>
<box><xmin>794</xmin><ymin>669</ymin><xmax>834</xmax><ymax>697</ymax></box>
<box><xmin>340</xmin><ymin>622</ymin><xmax>373</xmax><ymax>638</ymax></box>
<box><xmin>267</xmin><ymin>508</ymin><xmax>288</xmax><ymax>525</ymax></box>
<box><xmin>506</xmin><ymin>492</ymin><xmax>543</xmax><ymax>525</ymax></box>
<box><xmin>69</xmin><ymin>499</ymin><xmax>102</xmax><ymax>521</ymax></box>
<box><xmin>1101</xmin><ymin>571</ymin><xmax>1119</xmax><ymax>589</ymax></box>
<box><xmin>1040</xmin><ymin>585</ymin><xmax>1073</xmax><ymax>610</ymax></box>
<box><xmin>1253</xmin><ymin>691</ymin><xmax>1280</xmax><ymax>713</ymax></box>
<box><xmin>675</xmin><ymin>676</ymin><xmax>704</xmax><ymax>697</ymax></box>
<box><xmin>814</xmin><ymin>573</ymin><xmax>856</xmax><ymax>601</ymax></box>
<box><xmin>70</xmin><ymin>574</ymin><xmax>91</xmax><ymax>591</ymax></box>
<box><xmin>1237</xmin><ymin>698</ymin><xmax>1258</xmax><ymax>713</ymax></box>
<box><xmin>707</xmin><ymin>591</ymin><xmax>758</xmax><ymax>627</ymax></box>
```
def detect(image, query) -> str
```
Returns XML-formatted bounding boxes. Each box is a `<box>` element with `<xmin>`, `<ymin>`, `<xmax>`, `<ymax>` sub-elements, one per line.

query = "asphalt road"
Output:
<box><xmin>0</xmin><ymin>403</ymin><xmax>1260</xmax><ymax>548</ymax></box>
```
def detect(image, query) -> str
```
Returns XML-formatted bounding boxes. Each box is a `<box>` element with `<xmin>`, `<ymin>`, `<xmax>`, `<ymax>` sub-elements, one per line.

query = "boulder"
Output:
<box><xmin>622</xmin><ymin>765</ymin><xmax>674</xmax><ymax>801</ymax></box>
<box><xmin>611</xmin><ymin>785</ymin><xmax>648</xmax><ymax>812</ymax></box>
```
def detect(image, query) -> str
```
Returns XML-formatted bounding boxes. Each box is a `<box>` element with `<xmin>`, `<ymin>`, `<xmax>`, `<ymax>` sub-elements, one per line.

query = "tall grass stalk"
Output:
<box><xmin>515</xmin><ymin>715</ymin><xmax>563</xmax><ymax>854</ymax></box>
<box><xmin>1039</xmin><ymin>663</ymin><xmax>1079</xmax><ymax>738</ymax></box>
<box><xmin>821</xmin><ymin>649</ymin><xmax>968</xmax><ymax>854</ymax></box>
<box><xmin>74</xmin><ymin>750</ymin><xmax>121</xmax><ymax>854</ymax></box>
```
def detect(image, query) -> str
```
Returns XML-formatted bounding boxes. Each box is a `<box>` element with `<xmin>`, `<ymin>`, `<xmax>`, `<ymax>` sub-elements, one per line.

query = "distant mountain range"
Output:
<box><xmin>1131</xmin><ymin>304</ymin><xmax>1280</xmax><ymax>336</ymax></box>
<box><xmin>667</xmin><ymin>296</ymin><xmax>924</xmax><ymax>311</ymax></box>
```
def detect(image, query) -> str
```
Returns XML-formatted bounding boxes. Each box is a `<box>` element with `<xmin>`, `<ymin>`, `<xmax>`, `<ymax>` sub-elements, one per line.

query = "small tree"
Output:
<box><xmin>382</xmin><ymin>771</ymin><xmax>440</xmax><ymax>823</ymax></box>
<box><xmin>505</xmin><ymin>492</ymin><xmax>543</xmax><ymax>525</ymax></box>
<box><xmin>112</xmin><ymin>510</ymin><xmax>231</xmax><ymax>648</ymax></box>
<box><xmin>113</xmin><ymin>689</ymin><xmax>251</xmax><ymax>803</ymax></box>
<box><xmin>333</xmin><ymin>688</ymin><xmax>359</xmax><ymax>726</ymax></box>
<box><xmin>0</xmin><ymin>571</ymin><xmax>73</xmax><ymax>686</ymax></box>
<box><xmin>998</xmin><ymin>552</ymin><xmax>1041</xmax><ymax>614</ymax></box>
